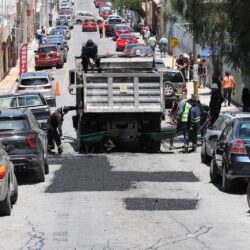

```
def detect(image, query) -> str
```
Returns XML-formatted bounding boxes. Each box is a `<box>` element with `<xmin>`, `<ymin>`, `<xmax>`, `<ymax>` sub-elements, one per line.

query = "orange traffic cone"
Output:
<box><xmin>55</xmin><ymin>81</ymin><xmax>60</xmax><ymax>96</ymax></box>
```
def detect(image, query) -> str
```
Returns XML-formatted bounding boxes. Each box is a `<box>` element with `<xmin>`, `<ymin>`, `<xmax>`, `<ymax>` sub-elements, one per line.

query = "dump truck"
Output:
<box><xmin>68</xmin><ymin>55</ymin><xmax>174</xmax><ymax>153</ymax></box>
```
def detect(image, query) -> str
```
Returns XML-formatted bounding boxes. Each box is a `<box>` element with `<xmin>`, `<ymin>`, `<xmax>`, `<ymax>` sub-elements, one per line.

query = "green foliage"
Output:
<box><xmin>170</xmin><ymin>0</ymin><xmax>250</xmax><ymax>73</ymax></box>
<box><xmin>113</xmin><ymin>0</ymin><xmax>144</xmax><ymax>17</ymax></box>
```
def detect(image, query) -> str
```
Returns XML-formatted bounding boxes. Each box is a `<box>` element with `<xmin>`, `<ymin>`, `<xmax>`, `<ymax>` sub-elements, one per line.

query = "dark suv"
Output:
<box><xmin>210</xmin><ymin>114</ymin><xmax>250</xmax><ymax>192</ymax></box>
<box><xmin>105</xmin><ymin>18</ymin><xmax>122</xmax><ymax>37</ymax></box>
<box><xmin>0</xmin><ymin>109</ymin><xmax>49</xmax><ymax>182</ymax></box>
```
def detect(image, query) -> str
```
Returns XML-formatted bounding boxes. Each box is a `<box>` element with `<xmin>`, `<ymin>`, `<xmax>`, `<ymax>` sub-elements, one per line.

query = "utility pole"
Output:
<box><xmin>23</xmin><ymin>0</ymin><xmax>28</xmax><ymax>43</ymax></box>
<box><xmin>145</xmin><ymin>0</ymin><xmax>148</xmax><ymax>25</ymax></box>
<box><xmin>192</xmin><ymin>35</ymin><xmax>199</xmax><ymax>96</ymax></box>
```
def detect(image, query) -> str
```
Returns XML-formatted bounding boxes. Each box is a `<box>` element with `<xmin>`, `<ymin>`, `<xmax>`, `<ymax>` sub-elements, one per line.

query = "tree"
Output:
<box><xmin>112</xmin><ymin>0</ymin><xmax>145</xmax><ymax>17</ymax></box>
<box><xmin>170</xmin><ymin>0</ymin><xmax>250</xmax><ymax>74</ymax></box>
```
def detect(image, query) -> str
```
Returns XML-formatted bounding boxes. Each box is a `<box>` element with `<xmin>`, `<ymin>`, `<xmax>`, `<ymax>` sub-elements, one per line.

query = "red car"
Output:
<box><xmin>123</xmin><ymin>43</ymin><xmax>145</xmax><ymax>55</ymax></box>
<box><xmin>99</xmin><ymin>7</ymin><xmax>112</xmax><ymax>19</ymax></box>
<box><xmin>35</xmin><ymin>44</ymin><xmax>64</xmax><ymax>70</ymax></box>
<box><xmin>94</xmin><ymin>0</ymin><xmax>106</xmax><ymax>8</ymax></box>
<box><xmin>116</xmin><ymin>34</ymin><xmax>138</xmax><ymax>52</ymax></box>
<box><xmin>82</xmin><ymin>19</ymin><xmax>97</xmax><ymax>32</ymax></box>
<box><xmin>113</xmin><ymin>24</ymin><xmax>131</xmax><ymax>40</ymax></box>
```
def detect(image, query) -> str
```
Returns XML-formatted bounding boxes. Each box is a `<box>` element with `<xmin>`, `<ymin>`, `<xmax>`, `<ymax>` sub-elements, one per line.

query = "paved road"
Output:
<box><xmin>1</xmin><ymin>0</ymin><xmax>250</xmax><ymax>249</ymax></box>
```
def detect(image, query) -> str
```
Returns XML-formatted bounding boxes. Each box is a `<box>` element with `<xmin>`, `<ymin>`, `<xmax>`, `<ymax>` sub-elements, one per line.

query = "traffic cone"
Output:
<box><xmin>55</xmin><ymin>81</ymin><xmax>60</xmax><ymax>96</ymax></box>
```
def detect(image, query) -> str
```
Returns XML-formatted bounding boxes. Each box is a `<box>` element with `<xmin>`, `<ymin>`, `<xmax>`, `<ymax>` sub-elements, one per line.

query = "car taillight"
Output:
<box><xmin>182</xmin><ymin>84</ymin><xmax>187</xmax><ymax>93</ymax></box>
<box><xmin>27</xmin><ymin>132</ymin><xmax>37</xmax><ymax>149</ymax></box>
<box><xmin>0</xmin><ymin>165</ymin><xmax>6</xmax><ymax>179</ymax></box>
<box><xmin>43</xmin><ymin>85</ymin><xmax>52</xmax><ymax>89</ymax></box>
<box><xmin>231</xmin><ymin>139</ymin><xmax>247</xmax><ymax>155</ymax></box>
<box><xmin>18</xmin><ymin>86</ymin><xmax>27</xmax><ymax>90</ymax></box>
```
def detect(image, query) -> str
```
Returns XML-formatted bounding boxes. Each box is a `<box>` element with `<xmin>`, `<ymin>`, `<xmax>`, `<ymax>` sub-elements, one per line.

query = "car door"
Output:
<box><xmin>214</xmin><ymin>122</ymin><xmax>234</xmax><ymax>171</ymax></box>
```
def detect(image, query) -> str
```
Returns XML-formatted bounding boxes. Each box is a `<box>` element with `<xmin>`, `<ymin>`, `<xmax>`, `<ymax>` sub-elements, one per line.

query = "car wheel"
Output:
<box><xmin>247</xmin><ymin>182</ymin><xmax>250</xmax><ymax>208</ymax></box>
<box><xmin>164</xmin><ymin>81</ymin><xmax>175</xmax><ymax>97</ymax></box>
<box><xmin>76</xmin><ymin>20</ymin><xmax>82</xmax><ymax>24</ymax></box>
<box><xmin>201</xmin><ymin>143</ymin><xmax>211</xmax><ymax>163</ymax></box>
<box><xmin>0</xmin><ymin>188</ymin><xmax>11</xmax><ymax>216</ymax></box>
<box><xmin>210</xmin><ymin>156</ymin><xmax>221</xmax><ymax>183</ymax></box>
<box><xmin>44</xmin><ymin>154</ymin><xmax>49</xmax><ymax>175</ymax></box>
<box><xmin>222</xmin><ymin>165</ymin><xmax>234</xmax><ymax>192</ymax></box>
<box><xmin>11</xmin><ymin>173</ymin><xmax>18</xmax><ymax>205</ymax></box>
<box><xmin>34</xmin><ymin>156</ymin><xmax>45</xmax><ymax>183</ymax></box>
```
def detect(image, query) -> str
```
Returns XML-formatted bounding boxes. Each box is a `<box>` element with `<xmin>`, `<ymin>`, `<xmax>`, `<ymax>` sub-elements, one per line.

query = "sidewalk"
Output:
<box><xmin>0</xmin><ymin>39</ymin><xmax>38</xmax><ymax>94</ymax></box>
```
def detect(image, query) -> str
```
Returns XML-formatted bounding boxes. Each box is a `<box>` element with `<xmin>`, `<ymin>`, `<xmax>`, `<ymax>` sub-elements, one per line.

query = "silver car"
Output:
<box><xmin>0</xmin><ymin>142</ymin><xmax>18</xmax><ymax>216</ymax></box>
<box><xmin>16</xmin><ymin>71</ymin><xmax>56</xmax><ymax>107</ymax></box>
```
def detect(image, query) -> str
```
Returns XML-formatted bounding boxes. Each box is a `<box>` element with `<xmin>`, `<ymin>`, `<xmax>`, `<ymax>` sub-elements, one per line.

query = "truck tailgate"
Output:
<box><xmin>83</xmin><ymin>73</ymin><xmax>164</xmax><ymax>113</ymax></box>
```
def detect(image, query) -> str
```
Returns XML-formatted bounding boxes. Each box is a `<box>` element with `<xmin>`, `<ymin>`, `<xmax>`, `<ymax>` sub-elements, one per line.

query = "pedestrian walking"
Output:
<box><xmin>242</xmin><ymin>87</ymin><xmax>250</xmax><ymax>112</ymax></box>
<box><xmin>98</xmin><ymin>21</ymin><xmax>103</xmax><ymax>38</ymax></box>
<box><xmin>176</xmin><ymin>55</ymin><xmax>187</xmax><ymax>81</ymax></box>
<box><xmin>187</xmin><ymin>97</ymin><xmax>201</xmax><ymax>152</ymax></box>
<box><xmin>198</xmin><ymin>58</ymin><xmax>207</xmax><ymax>88</ymax></box>
<box><xmin>41</xmin><ymin>26</ymin><xmax>46</xmax><ymax>35</ymax></box>
<box><xmin>148</xmin><ymin>35</ymin><xmax>157</xmax><ymax>53</ymax></box>
<box><xmin>222</xmin><ymin>71</ymin><xmax>236</xmax><ymax>106</ymax></box>
<box><xmin>159</xmin><ymin>36</ymin><xmax>168</xmax><ymax>58</ymax></box>
<box><xmin>209</xmin><ymin>83</ymin><xmax>224</xmax><ymax>125</ymax></box>
<box><xmin>47</xmin><ymin>106</ymin><xmax>69</xmax><ymax>154</ymax></box>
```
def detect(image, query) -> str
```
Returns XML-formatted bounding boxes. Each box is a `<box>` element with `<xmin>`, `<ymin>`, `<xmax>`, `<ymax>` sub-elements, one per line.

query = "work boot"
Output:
<box><xmin>192</xmin><ymin>145</ymin><xmax>197</xmax><ymax>153</ymax></box>
<box><xmin>58</xmin><ymin>145</ymin><xmax>63</xmax><ymax>155</ymax></box>
<box><xmin>184</xmin><ymin>144</ymin><xmax>189</xmax><ymax>153</ymax></box>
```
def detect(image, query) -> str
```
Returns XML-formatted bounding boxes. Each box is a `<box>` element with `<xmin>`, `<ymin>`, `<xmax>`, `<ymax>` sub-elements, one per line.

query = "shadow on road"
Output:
<box><xmin>46</xmin><ymin>155</ymin><xmax>199</xmax><ymax>193</ymax></box>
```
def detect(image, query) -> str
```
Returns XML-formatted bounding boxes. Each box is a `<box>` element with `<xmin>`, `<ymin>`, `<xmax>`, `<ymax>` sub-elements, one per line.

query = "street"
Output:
<box><xmin>0</xmin><ymin>0</ymin><xmax>250</xmax><ymax>249</ymax></box>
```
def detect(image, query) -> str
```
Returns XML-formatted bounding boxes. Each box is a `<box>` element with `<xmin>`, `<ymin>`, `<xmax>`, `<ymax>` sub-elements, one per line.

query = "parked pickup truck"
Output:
<box><xmin>68</xmin><ymin>56</ymin><xmax>168</xmax><ymax>153</ymax></box>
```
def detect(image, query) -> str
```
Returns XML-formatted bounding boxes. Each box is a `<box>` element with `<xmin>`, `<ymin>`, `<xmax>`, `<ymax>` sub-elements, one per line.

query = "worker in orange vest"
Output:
<box><xmin>98</xmin><ymin>21</ymin><xmax>103</xmax><ymax>38</ymax></box>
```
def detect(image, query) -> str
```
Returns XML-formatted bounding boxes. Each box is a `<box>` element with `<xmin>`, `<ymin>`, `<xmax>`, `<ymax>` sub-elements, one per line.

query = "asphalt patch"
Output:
<box><xmin>124</xmin><ymin>198</ymin><xmax>199</xmax><ymax>211</ymax></box>
<box><xmin>46</xmin><ymin>155</ymin><xmax>199</xmax><ymax>193</ymax></box>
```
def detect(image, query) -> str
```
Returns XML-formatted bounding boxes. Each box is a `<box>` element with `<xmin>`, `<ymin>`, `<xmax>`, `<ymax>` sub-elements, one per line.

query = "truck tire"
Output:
<box><xmin>0</xmin><ymin>188</ymin><xmax>11</xmax><ymax>216</ymax></box>
<box><xmin>11</xmin><ymin>174</ymin><xmax>18</xmax><ymax>205</ymax></box>
<box><xmin>140</xmin><ymin>138</ymin><xmax>161</xmax><ymax>153</ymax></box>
<box><xmin>222</xmin><ymin>165</ymin><xmax>234</xmax><ymax>192</ymax></box>
<box><xmin>34</xmin><ymin>157</ymin><xmax>45</xmax><ymax>183</ymax></box>
<box><xmin>210</xmin><ymin>157</ymin><xmax>220</xmax><ymax>183</ymax></box>
<box><xmin>164</xmin><ymin>81</ymin><xmax>175</xmax><ymax>97</ymax></box>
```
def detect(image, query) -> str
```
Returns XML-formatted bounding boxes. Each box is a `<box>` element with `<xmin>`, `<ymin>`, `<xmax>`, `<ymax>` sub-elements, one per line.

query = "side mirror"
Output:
<box><xmin>69</xmin><ymin>69</ymin><xmax>76</xmax><ymax>85</ymax></box>
<box><xmin>40</xmin><ymin>122</ymin><xmax>49</xmax><ymax>130</ymax></box>
<box><xmin>209</xmin><ymin>134</ymin><xmax>219</xmax><ymax>142</ymax></box>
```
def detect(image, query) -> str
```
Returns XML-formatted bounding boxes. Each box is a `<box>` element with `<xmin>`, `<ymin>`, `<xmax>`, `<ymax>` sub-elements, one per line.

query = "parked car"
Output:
<box><xmin>34</xmin><ymin>44</ymin><xmax>64</xmax><ymax>70</ymax></box>
<box><xmin>0</xmin><ymin>93</ymin><xmax>51</xmax><ymax>129</ymax></box>
<box><xmin>16</xmin><ymin>71</ymin><xmax>56</xmax><ymax>107</ymax></box>
<box><xmin>0</xmin><ymin>142</ymin><xmax>18</xmax><ymax>216</ymax></box>
<box><xmin>123</xmin><ymin>43</ymin><xmax>145</xmax><ymax>55</ymax></box>
<box><xmin>73</xmin><ymin>11</ymin><xmax>103</xmax><ymax>24</ymax></box>
<box><xmin>58</xmin><ymin>8</ymin><xmax>73</xmax><ymax>15</ymax></box>
<box><xmin>99</xmin><ymin>6</ymin><xmax>113</xmax><ymax>19</ymax></box>
<box><xmin>154</xmin><ymin>60</ymin><xmax>187</xmax><ymax>108</ymax></box>
<box><xmin>54</xmin><ymin>25</ymin><xmax>71</xmax><ymax>39</ymax></box>
<box><xmin>113</xmin><ymin>24</ymin><xmax>131</xmax><ymax>40</ymax></box>
<box><xmin>46</xmin><ymin>34</ymin><xmax>69</xmax><ymax>51</ymax></box>
<box><xmin>82</xmin><ymin>19</ymin><xmax>97</xmax><ymax>32</ymax></box>
<box><xmin>107</xmin><ymin>15</ymin><xmax>125</xmax><ymax>22</ymax></box>
<box><xmin>56</xmin><ymin>15</ymin><xmax>69</xmax><ymax>26</ymax></box>
<box><xmin>0</xmin><ymin>109</ymin><xmax>49</xmax><ymax>182</ymax></box>
<box><xmin>50</xmin><ymin>29</ymin><xmax>68</xmax><ymax>40</ymax></box>
<box><xmin>210</xmin><ymin>114</ymin><xmax>250</xmax><ymax>192</ymax></box>
<box><xmin>94</xmin><ymin>0</ymin><xmax>107</xmax><ymax>8</ymax></box>
<box><xmin>45</xmin><ymin>39</ymin><xmax>67</xmax><ymax>62</ymax></box>
<box><xmin>104</xmin><ymin>17</ymin><xmax>123</xmax><ymax>37</ymax></box>
<box><xmin>201</xmin><ymin>113</ymin><xmax>234</xmax><ymax>163</ymax></box>
<box><xmin>116</xmin><ymin>33</ymin><xmax>138</xmax><ymax>51</ymax></box>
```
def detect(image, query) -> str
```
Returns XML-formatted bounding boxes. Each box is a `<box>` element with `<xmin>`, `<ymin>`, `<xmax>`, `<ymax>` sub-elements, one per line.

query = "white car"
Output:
<box><xmin>73</xmin><ymin>11</ymin><xmax>103</xmax><ymax>24</ymax></box>
<box><xmin>107</xmin><ymin>15</ymin><xmax>125</xmax><ymax>23</ymax></box>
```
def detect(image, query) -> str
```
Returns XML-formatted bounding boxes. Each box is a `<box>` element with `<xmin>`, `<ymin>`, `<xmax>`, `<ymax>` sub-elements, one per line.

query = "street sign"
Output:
<box><xmin>19</xmin><ymin>43</ymin><xmax>28</xmax><ymax>75</ymax></box>
<box><xmin>170</xmin><ymin>37</ymin><xmax>179</xmax><ymax>48</ymax></box>
<box><xmin>193</xmin><ymin>64</ymin><xmax>199</xmax><ymax>82</ymax></box>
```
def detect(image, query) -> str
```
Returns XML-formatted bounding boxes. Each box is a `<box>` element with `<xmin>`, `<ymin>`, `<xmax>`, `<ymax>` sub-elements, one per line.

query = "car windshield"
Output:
<box><xmin>108</xmin><ymin>19</ymin><xmax>122</xmax><ymax>24</ymax></box>
<box><xmin>38</xmin><ymin>46</ymin><xmax>57</xmax><ymax>53</ymax></box>
<box><xmin>0</xmin><ymin>95</ymin><xmax>43</xmax><ymax>108</ymax></box>
<box><xmin>50</xmin><ymin>31</ymin><xmax>64</xmax><ymax>35</ymax></box>
<box><xmin>120</xmin><ymin>35</ymin><xmax>135</xmax><ymax>39</ymax></box>
<box><xmin>165</xmin><ymin>72</ymin><xmax>184</xmax><ymax>82</ymax></box>
<box><xmin>116</xmin><ymin>26</ymin><xmax>128</xmax><ymax>30</ymax></box>
<box><xmin>238</xmin><ymin>122</ymin><xmax>250</xmax><ymax>138</ymax></box>
<box><xmin>125</xmin><ymin>43</ymin><xmax>144</xmax><ymax>50</ymax></box>
<box><xmin>55</xmin><ymin>26</ymin><xmax>68</xmax><ymax>30</ymax></box>
<box><xmin>20</xmin><ymin>78</ymin><xmax>49</xmax><ymax>86</ymax></box>
<box><xmin>0</xmin><ymin>117</ymin><xmax>29</xmax><ymax>132</ymax></box>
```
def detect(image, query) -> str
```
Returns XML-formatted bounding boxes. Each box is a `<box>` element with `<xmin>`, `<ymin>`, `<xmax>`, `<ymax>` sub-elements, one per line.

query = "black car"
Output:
<box><xmin>0</xmin><ymin>109</ymin><xmax>49</xmax><ymax>182</ymax></box>
<box><xmin>210</xmin><ymin>114</ymin><xmax>250</xmax><ymax>192</ymax></box>
<box><xmin>105</xmin><ymin>18</ymin><xmax>122</xmax><ymax>37</ymax></box>
<box><xmin>0</xmin><ymin>93</ymin><xmax>50</xmax><ymax>130</ymax></box>
<box><xmin>201</xmin><ymin>113</ymin><xmax>233</xmax><ymax>163</ymax></box>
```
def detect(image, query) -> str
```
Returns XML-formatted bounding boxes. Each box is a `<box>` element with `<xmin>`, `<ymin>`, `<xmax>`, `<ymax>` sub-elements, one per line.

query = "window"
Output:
<box><xmin>165</xmin><ymin>72</ymin><xmax>184</xmax><ymax>83</ymax></box>
<box><xmin>0</xmin><ymin>97</ymin><xmax>17</xmax><ymax>108</ymax></box>
<box><xmin>17</xmin><ymin>96</ymin><xmax>43</xmax><ymax>107</ymax></box>
<box><xmin>238</xmin><ymin>122</ymin><xmax>250</xmax><ymax>138</ymax></box>
<box><xmin>0</xmin><ymin>117</ymin><xmax>29</xmax><ymax>131</ymax></box>
<box><xmin>38</xmin><ymin>47</ymin><xmax>57</xmax><ymax>53</ymax></box>
<box><xmin>20</xmin><ymin>78</ymin><xmax>49</xmax><ymax>86</ymax></box>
